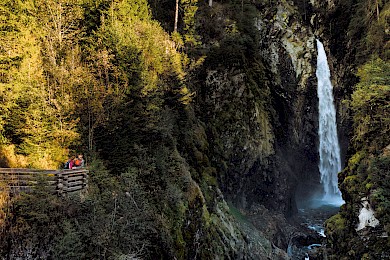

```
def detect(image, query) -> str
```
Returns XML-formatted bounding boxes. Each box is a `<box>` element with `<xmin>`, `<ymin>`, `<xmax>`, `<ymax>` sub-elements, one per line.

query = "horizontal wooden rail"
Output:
<box><xmin>0</xmin><ymin>168</ymin><xmax>88</xmax><ymax>195</ymax></box>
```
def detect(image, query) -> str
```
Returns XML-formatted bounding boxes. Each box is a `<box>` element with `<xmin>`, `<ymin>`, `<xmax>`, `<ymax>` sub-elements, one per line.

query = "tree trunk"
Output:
<box><xmin>376</xmin><ymin>0</ymin><xmax>380</xmax><ymax>21</ymax></box>
<box><xmin>209</xmin><ymin>0</ymin><xmax>212</xmax><ymax>7</ymax></box>
<box><xmin>174</xmin><ymin>0</ymin><xmax>179</xmax><ymax>32</ymax></box>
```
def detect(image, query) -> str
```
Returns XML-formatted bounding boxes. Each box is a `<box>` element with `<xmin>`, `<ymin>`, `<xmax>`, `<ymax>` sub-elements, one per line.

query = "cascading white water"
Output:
<box><xmin>316</xmin><ymin>39</ymin><xmax>344</xmax><ymax>205</ymax></box>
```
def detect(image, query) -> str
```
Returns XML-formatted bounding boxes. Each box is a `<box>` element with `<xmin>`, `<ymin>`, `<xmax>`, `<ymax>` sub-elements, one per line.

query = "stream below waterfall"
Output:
<box><xmin>289</xmin><ymin>204</ymin><xmax>341</xmax><ymax>259</ymax></box>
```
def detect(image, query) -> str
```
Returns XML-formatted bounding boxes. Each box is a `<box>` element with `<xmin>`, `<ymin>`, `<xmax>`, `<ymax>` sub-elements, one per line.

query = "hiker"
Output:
<box><xmin>73</xmin><ymin>154</ymin><xmax>85</xmax><ymax>169</ymax></box>
<box><xmin>64</xmin><ymin>156</ymin><xmax>75</xmax><ymax>169</ymax></box>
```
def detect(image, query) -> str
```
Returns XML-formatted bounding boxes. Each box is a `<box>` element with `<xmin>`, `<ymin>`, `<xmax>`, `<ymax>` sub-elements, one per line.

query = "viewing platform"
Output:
<box><xmin>0</xmin><ymin>168</ymin><xmax>88</xmax><ymax>196</ymax></box>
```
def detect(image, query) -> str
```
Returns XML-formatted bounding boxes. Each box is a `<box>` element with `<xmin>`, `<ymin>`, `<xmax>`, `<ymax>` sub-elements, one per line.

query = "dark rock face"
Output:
<box><xmin>196</xmin><ymin>0</ymin><xmax>322</xmax><ymax>218</ymax></box>
<box><xmin>189</xmin><ymin>1</ymin><xmax>368</xmax><ymax>254</ymax></box>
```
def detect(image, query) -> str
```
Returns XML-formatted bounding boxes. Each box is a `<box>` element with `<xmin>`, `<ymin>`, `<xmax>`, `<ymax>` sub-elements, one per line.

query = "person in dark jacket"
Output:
<box><xmin>64</xmin><ymin>156</ymin><xmax>75</xmax><ymax>169</ymax></box>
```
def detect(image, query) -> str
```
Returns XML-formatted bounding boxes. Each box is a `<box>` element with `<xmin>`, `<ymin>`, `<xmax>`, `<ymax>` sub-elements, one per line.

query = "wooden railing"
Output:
<box><xmin>0</xmin><ymin>168</ymin><xmax>88</xmax><ymax>195</ymax></box>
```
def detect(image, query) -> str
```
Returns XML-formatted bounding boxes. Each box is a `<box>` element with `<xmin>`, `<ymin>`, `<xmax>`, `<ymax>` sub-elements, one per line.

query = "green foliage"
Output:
<box><xmin>332</xmin><ymin>51</ymin><xmax>389</xmax><ymax>257</ymax></box>
<box><xmin>0</xmin><ymin>182</ymin><xmax>66</xmax><ymax>257</ymax></box>
<box><xmin>0</xmin><ymin>0</ymin><xmax>83</xmax><ymax>168</ymax></box>
<box><xmin>368</xmin><ymin>156</ymin><xmax>390</xmax><ymax>221</ymax></box>
<box><xmin>349</xmin><ymin>58</ymin><xmax>390</xmax><ymax>152</ymax></box>
<box><xmin>348</xmin><ymin>0</ymin><xmax>390</xmax><ymax>63</ymax></box>
<box><xmin>0</xmin><ymin>0</ymin><xmax>192</xmax><ymax>167</ymax></box>
<box><xmin>326</xmin><ymin>213</ymin><xmax>346</xmax><ymax>237</ymax></box>
<box><xmin>147</xmin><ymin>0</ymin><xmax>201</xmax><ymax>48</ymax></box>
<box><xmin>336</xmin><ymin>151</ymin><xmax>390</xmax><ymax>257</ymax></box>
<box><xmin>347</xmin><ymin>151</ymin><xmax>366</xmax><ymax>170</ymax></box>
<box><xmin>200</xmin><ymin>1</ymin><xmax>263</xmax><ymax>67</ymax></box>
<box><xmin>0</xmin><ymin>159</ymin><xmax>163</xmax><ymax>259</ymax></box>
<box><xmin>112</xmin><ymin>0</ymin><xmax>151</xmax><ymax>21</ymax></box>
<box><xmin>0</xmin><ymin>0</ymin><xmax>27</xmax><ymax>143</ymax></box>
<box><xmin>52</xmin><ymin>221</ymin><xmax>85</xmax><ymax>259</ymax></box>
<box><xmin>181</xmin><ymin>0</ymin><xmax>200</xmax><ymax>47</ymax></box>
<box><xmin>76</xmin><ymin>0</ymin><xmax>192</xmax><ymax>158</ymax></box>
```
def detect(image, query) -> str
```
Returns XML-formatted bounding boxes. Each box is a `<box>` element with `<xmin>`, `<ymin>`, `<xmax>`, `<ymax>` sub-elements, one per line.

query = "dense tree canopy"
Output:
<box><xmin>0</xmin><ymin>0</ymin><xmax>190</xmax><ymax>169</ymax></box>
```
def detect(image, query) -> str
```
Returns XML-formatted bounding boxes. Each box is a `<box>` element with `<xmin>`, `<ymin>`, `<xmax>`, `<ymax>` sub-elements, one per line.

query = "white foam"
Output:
<box><xmin>308</xmin><ymin>195</ymin><xmax>344</xmax><ymax>208</ymax></box>
<box><xmin>319</xmin><ymin>195</ymin><xmax>345</xmax><ymax>207</ymax></box>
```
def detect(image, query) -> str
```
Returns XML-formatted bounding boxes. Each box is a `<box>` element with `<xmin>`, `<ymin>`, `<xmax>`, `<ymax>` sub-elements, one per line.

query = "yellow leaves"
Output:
<box><xmin>107</xmin><ymin>7</ymin><xmax>187</xmax><ymax>96</ymax></box>
<box><xmin>171</xmin><ymin>32</ymin><xmax>184</xmax><ymax>50</ymax></box>
<box><xmin>348</xmin><ymin>151</ymin><xmax>366</xmax><ymax>171</ymax></box>
<box><xmin>134</xmin><ymin>21</ymin><xmax>183</xmax><ymax>75</ymax></box>
<box><xmin>28</xmin><ymin>149</ymin><xmax>64</xmax><ymax>170</ymax></box>
<box><xmin>188</xmin><ymin>55</ymin><xmax>205</xmax><ymax>72</ymax></box>
<box><xmin>178</xmin><ymin>86</ymin><xmax>194</xmax><ymax>105</ymax></box>
<box><xmin>0</xmin><ymin>144</ymin><xmax>28</xmax><ymax>168</ymax></box>
<box><xmin>113</xmin><ymin>0</ymin><xmax>151</xmax><ymax>22</ymax></box>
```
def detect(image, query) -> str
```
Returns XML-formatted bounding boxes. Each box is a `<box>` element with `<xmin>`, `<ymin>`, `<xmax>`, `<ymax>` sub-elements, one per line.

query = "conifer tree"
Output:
<box><xmin>0</xmin><ymin>0</ymin><xmax>83</xmax><ymax>168</ymax></box>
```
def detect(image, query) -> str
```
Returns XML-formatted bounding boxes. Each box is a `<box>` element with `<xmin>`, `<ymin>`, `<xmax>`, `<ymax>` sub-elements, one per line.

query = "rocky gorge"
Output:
<box><xmin>0</xmin><ymin>0</ymin><xmax>388</xmax><ymax>259</ymax></box>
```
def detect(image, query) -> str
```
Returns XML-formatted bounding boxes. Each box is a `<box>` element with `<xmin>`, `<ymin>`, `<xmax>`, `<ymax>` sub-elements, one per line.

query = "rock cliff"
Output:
<box><xmin>195</xmin><ymin>0</ymin><xmax>321</xmax><ymax>218</ymax></box>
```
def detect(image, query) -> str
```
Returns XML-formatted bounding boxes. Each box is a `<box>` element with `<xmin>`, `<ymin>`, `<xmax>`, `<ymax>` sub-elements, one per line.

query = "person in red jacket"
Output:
<box><xmin>73</xmin><ymin>154</ymin><xmax>85</xmax><ymax>169</ymax></box>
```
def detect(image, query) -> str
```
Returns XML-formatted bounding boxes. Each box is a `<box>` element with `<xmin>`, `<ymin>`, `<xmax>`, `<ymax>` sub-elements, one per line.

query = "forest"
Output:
<box><xmin>0</xmin><ymin>0</ymin><xmax>389</xmax><ymax>259</ymax></box>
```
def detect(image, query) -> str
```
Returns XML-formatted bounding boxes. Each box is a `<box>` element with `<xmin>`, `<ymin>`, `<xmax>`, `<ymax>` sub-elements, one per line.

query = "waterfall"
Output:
<box><xmin>316</xmin><ymin>39</ymin><xmax>344</xmax><ymax>205</ymax></box>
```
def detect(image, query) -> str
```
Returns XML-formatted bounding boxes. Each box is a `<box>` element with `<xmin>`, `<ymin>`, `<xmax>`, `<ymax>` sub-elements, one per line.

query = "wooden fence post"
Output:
<box><xmin>57</xmin><ymin>172</ymin><xmax>64</xmax><ymax>196</ymax></box>
<box><xmin>63</xmin><ymin>174</ymin><xmax>68</xmax><ymax>195</ymax></box>
<box><xmin>83</xmin><ymin>172</ymin><xmax>88</xmax><ymax>189</ymax></box>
